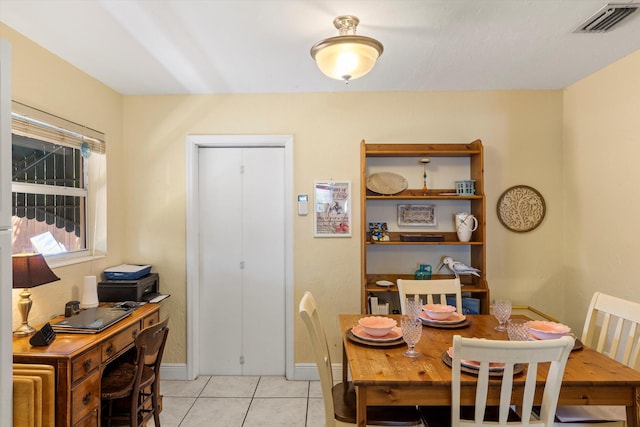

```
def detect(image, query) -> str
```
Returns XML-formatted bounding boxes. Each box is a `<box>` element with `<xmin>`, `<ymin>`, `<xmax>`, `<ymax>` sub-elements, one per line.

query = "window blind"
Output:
<box><xmin>11</xmin><ymin>101</ymin><xmax>105</xmax><ymax>154</ymax></box>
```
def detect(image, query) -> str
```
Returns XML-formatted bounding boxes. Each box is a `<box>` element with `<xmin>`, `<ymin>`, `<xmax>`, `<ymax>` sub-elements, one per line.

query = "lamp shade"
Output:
<box><xmin>312</xmin><ymin>36</ymin><xmax>382</xmax><ymax>81</ymax></box>
<box><xmin>311</xmin><ymin>15</ymin><xmax>383</xmax><ymax>82</ymax></box>
<box><xmin>12</xmin><ymin>253</ymin><xmax>60</xmax><ymax>289</ymax></box>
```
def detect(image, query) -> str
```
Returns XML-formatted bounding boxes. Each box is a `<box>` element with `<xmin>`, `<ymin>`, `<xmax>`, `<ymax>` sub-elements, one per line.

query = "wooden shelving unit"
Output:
<box><xmin>360</xmin><ymin>139</ymin><xmax>490</xmax><ymax>314</ymax></box>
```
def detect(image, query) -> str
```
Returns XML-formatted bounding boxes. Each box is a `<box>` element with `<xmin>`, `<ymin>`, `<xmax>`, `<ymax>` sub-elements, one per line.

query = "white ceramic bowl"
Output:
<box><xmin>358</xmin><ymin>316</ymin><xmax>397</xmax><ymax>337</ymax></box>
<box><xmin>422</xmin><ymin>304</ymin><xmax>456</xmax><ymax>320</ymax></box>
<box><xmin>528</xmin><ymin>320</ymin><xmax>571</xmax><ymax>340</ymax></box>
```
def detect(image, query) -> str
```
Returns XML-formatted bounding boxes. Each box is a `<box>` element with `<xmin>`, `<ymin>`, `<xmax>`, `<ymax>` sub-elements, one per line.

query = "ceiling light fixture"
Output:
<box><xmin>310</xmin><ymin>15</ymin><xmax>383</xmax><ymax>83</ymax></box>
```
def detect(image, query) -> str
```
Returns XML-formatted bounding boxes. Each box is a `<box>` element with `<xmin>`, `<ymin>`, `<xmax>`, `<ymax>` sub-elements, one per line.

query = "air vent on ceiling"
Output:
<box><xmin>574</xmin><ymin>3</ymin><xmax>639</xmax><ymax>32</ymax></box>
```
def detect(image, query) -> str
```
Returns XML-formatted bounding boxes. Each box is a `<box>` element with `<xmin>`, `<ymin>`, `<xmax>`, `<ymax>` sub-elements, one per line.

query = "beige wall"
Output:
<box><xmin>1</xmin><ymin>24</ymin><xmax>126</xmax><ymax>329</ymax></box>
<box><xmin>123</xmin><ymin>91</ymin><xmax>564</xmax><ymax>364</ymax></box>
<box><xmin>6</xmin><ymin>21</ymin><xmax>637</xmax><ymax>369</ymax></box>
<box><xmin>562</xmin><ymin>49</ymin><xmax>640</xmax><ymax>330</ymax></box>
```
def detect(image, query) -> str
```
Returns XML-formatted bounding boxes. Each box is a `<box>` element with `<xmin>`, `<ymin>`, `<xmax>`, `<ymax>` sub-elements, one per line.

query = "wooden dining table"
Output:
<box><xmin>339</xmin><ymin>314</ymin><xmax>640</xmax><ymax>427</ymax></box>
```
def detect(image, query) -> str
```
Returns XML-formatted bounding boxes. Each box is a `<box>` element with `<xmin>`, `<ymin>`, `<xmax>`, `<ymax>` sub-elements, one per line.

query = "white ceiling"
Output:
<box><xmin>1</xmin><ymin>0</ymin><xmax>640</xmax><ymax>95</ymax></box>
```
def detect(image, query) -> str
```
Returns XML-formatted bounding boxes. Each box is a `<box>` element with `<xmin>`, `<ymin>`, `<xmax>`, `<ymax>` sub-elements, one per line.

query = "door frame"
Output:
<box><xmin>185</xmin><ymin>134</ymin><xmax>294</xmax><ymax>380</ymax></box>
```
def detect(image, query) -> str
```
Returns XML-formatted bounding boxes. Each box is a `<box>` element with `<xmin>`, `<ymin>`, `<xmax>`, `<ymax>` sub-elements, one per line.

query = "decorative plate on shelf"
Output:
<box><xmin>366</xmin><ymin>172</ymin><xmax>408</xmax><ymax>195</ymax></box>
<box><xmin>497</xmin><ymin>185</ymin><xmax>546</xmax><ymax>232</ymax></box>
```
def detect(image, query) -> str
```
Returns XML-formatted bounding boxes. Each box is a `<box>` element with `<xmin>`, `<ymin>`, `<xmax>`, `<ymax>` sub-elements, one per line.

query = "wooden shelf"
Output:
<box><xmin>366</xmin><ymin>231</ymin><xmax>483</xmax><ymax>245</ymax></box>
<box><xmin>365</xmin><ymin>273</ymin><xmax>486</xmax><ymax>288</ymax></box>
<box><xmin>364</xmin><ymin>141</ymin><xmax>483</xmax><ymax>157</ymax></box>
<box><xmin>360</xmin><ymin>139</ymin><xmax>489</xmax><ymax>314</ymax></box>
<box><xmin>366</xmin><ymin>188</ymin><xmax>484</xmax><ymax>199</ymax></box>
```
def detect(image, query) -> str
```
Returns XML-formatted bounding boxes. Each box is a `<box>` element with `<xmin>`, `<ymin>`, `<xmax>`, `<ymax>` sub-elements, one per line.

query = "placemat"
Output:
<box><xmin>421</xmin><ymin>317</ymin><xmax>472</xmax><ymax>329</ymax></box>
<box><xmin>346</xmin><ymin>328</ymin><xmax>405</xmax><ymax>348</ymax></box>
<box><xmin>441</xmin><ymin>350</ymin><xmax>525</xmax><ymax>377</ymax></box>
<box><xmin>530</xmin><ymin>337</ymin><xmax>583</xmax><ymax>351</ymax></box>
<box><xmin>572</xmin><ymin>338</ymin><xmax>583</xmax><ymax>351</ymax></box>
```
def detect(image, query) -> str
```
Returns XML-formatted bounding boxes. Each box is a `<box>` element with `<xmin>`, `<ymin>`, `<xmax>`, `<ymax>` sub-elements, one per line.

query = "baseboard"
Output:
<box><xmin>160</xmin><ymin>362</ymin><xmax>342</xmax><ymax>381</ymax></box>
<box><xmin>293</xmin><ymin>363</ymin><xmax>344</xmax><ymax>381</ymax></box>
<box><xmin>160</xmin><ymin>363</ymin><xmax>189</xmax><ymax>380</ymax></box>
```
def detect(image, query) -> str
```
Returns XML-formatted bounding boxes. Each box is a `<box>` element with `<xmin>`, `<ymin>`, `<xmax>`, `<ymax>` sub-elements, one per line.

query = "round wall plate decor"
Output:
<box><xmin>497</xmin><ymin>185</ymin><xmax>546</xmax><ymax>232</ymax></box>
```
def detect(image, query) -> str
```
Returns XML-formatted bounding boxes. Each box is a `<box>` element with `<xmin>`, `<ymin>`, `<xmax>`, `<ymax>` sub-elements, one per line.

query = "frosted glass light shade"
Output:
<box><xmin>312</xmin><ymin>36</ymin><xmax>382</xmax><ymax>81</ymax></box>
<box><xmin>311</xmin><ymin>15</ymin><xmax>383</xmax><ymax>82</ymax></box>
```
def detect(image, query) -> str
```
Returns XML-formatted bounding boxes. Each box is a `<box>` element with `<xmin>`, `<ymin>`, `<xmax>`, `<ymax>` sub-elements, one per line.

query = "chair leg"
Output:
<box><xmin>131</xmin><ymin>389</ymin><xmax>139</xmax><ymax>427</ymax></box>
<box><xmin>104</xmin><ymin>399</ymin><xmax>113</xmax><ymax>427</ymax></box>
<box><xmin>152</xmin><ymin>384</ymin><xmax>161</xmax><ymax>427</ymax></box>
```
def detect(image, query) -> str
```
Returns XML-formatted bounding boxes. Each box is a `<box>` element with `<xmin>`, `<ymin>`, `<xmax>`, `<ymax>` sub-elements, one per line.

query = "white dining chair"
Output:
<box><xmin>420</xmin><ymin>334</ymin><xmax>575</xmax><ymax>427</ymax></box>
<box><xmin>298</xmin><ymin>291</ymin><xmax>422</xmax><ymax>427</ymax></box>
<box><xmin>397</xmin><ymin>278</ymin><xmax>463</xmax><ymax>314</ymax></box>
<box><xmin>552</xmin><ymin>292</ymin><xmax>640</xmax><ymax>427</ymax></box>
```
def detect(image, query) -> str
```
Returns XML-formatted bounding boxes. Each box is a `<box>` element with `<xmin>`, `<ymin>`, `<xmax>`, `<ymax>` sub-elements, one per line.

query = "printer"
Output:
<box><xmin>98</xmin><ymin>273</ymin><xmax>160</xmax><ymax>302</ymax></box>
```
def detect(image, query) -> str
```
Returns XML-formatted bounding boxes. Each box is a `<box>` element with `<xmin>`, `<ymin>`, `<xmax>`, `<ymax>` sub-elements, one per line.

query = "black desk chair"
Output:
<box><xmin>101</xmin><ymin>317</ymin><xmax>169</xmax><ymax>427</ymax></box>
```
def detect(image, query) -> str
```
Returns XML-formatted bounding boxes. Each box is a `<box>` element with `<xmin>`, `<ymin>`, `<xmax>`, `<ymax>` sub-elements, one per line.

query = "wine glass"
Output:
<box><xmin>493</xmin><ymin>299</ymin><xmax>512</xmax><ymax>331</ymax></box>
<box><xmin>401</xmin><ymin>315</ymin><xmax>422</xmax><ymax>357</ymax></box>
<box><xmin>507</xmin><ymin>319</ymin><xmax>531</xmax><ymax>341</ymax></box>
<box><xmin>404</xmin><ymin>297</ymin><xmax>423</xmax><ymax>320</ymax></box>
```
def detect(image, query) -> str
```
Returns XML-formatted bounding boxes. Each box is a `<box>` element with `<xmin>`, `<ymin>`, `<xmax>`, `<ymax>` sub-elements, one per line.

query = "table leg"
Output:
<box><xmin>627</xmin><ymin>386</ymin><xmax>640</xmax><ymax>427</ymax></box>
<box><xmin>342</xmin><ymin>343</ymin><xmax>348</xmax><ymax>383</ymax></box>
<box><xmin>355</xmin><ymin>385</ymin><xmax>367</xmax><ymax>427</ymax></box>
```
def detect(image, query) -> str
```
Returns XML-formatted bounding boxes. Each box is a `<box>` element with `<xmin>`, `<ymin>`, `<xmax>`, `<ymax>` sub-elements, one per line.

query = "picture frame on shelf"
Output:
<box><xmin>369</xmin><ymin>222</ymin><xmax>390</xmax><ymax>241</ymax></box>
<box><xmin>314</xmin><ymin>181</ymin><xmax>351</xmax><ymax>237</ymax></box>
<box><xmin>397</xmin><ymin>204</ymin><xmax>436</xmax><ymax>226</ymax></box>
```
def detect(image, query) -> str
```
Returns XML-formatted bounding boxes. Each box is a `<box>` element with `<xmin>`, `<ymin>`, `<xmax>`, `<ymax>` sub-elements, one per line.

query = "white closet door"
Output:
<box><xmin>199</xmin><ymin>147</ymin><xmax>243</xmax><ymax>374</ymax></box>
<box><xmin>241</xmin><ymin>147</ymin><xmax>285</xmax><ymax>374</ymax></box>
<box><xmin>198</xmin><ymin>146</ymin><xmax>285</xmax><ymax>375</ymax></box>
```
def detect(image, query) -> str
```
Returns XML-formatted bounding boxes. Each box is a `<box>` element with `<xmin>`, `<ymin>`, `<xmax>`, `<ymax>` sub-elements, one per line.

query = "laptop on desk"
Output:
<box><xmin>51</xmin><ymin>306</ymin><xmax>134</xmax><ymax>334</ymax></box>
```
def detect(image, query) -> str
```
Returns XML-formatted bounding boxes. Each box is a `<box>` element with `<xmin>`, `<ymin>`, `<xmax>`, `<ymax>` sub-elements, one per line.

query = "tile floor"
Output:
<box><xmin>156</xmin><ymin>376</ymin><xmax>325</xmax><ymax>427</ymax></box>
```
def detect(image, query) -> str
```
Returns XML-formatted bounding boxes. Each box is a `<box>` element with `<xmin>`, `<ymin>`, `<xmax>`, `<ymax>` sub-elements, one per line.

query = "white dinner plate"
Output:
<box><xmin>351</xmin><ymin>325</ymin><xmax>403</xmax><ymax>342</ymax></box>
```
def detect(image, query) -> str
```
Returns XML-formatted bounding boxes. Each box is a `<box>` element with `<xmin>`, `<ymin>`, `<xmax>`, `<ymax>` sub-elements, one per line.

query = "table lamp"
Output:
<box><xmin>13</xmin><ymin>253</ymin><xmax>60</xmax><ymax>337</ymax></box>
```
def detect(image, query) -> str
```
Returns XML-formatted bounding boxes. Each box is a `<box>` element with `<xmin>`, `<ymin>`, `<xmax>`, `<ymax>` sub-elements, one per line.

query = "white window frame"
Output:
<box><xmin>10</xmin><ymin>102</ymin><xmax>106</xmax><ymax>266</ymax></box>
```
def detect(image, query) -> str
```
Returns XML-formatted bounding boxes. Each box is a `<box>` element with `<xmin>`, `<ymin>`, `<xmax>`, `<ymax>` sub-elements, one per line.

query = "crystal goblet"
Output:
<box><xmin>404</xmin><ymin>297</ymin><xmax>423</xmax><ymax>320</ymax></box>
<box><xmin>493</xmin><ymin>299</ymin><xmax>512</xmax><ymax>331</ymax></box>
<box><xmin>507</xmin><ymin>319</ymin><xmax>530</xmax><ymax>341</ymax></box>
<box><xmin>401</xmin><ymin>315</ymin><xmax>422</xmax><ymax>358</ymax></box>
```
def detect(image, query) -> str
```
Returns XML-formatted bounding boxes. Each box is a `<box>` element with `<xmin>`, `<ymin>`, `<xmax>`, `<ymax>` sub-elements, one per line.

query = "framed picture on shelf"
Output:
<box><xmin>314</xmin><ymin>181</ymin><xmax>351</xmax><ymax>237</ymax></box>
<box><xmin>369</xmin><ymin>222</ymin><xmax>390</xmax><ymax>241</ymax></box>
<box><xmin>397</xmin><ymin>204</ymin><xmax>436</xmax><ymax>226</ymax></box>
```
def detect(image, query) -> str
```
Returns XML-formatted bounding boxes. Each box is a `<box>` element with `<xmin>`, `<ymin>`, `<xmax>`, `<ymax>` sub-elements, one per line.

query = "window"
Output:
<box><xmin>11</xmin><ymin>102</ymin><xmax>106</xmax><ymax>259</ymax></box>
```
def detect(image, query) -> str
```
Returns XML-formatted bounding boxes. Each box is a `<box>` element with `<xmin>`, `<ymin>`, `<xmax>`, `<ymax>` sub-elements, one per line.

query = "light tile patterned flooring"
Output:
<box><xmin>156</xmin><ymin>376</ymin><xmax>325</xmax><ymax>427</ymax></box>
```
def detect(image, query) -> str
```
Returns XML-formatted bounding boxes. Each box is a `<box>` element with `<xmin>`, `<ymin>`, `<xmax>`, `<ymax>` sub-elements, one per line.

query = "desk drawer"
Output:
<box><xmin>72</xmin><ymin>347</ymin><xmax>101</xmax><ymax>384</ymax></box>
<box><xmin>144</xmin><ymin>311</ymin><xmax>160</xmax><ymax>329</ymax></box>
<box><xmin>102</xmin><ymin>322</ymin><xmax>141</xmax><ymax>362</ymax></box>
<box><xmin>71</xmin><ymin>370</ymin><xmax>100</xmax><ymax>425</ymax></box>
<box><xmin>74</xmin><ymin>410</ymin><xmax>98</xmax><ymax>427</ymax></box>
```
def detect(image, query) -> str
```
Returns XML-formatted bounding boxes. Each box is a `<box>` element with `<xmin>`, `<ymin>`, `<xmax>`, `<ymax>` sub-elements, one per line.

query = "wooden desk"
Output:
<box><xmin>339</xmin><ymin>314</ymin><xmax>640</xmax><ymax>427</ymax></box>
<box><xmin>13</xmin><ymin>304</ymin><xmax>160</xmax><ymax>427</ymax></box>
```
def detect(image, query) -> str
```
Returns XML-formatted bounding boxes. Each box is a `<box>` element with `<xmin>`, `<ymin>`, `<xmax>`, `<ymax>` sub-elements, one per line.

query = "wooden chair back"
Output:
<box><xmin>136</xmin><ymin>317</ymin><xmax>169</xmax><ymax>370</ymax></box>
<box><xmin>131</xmin><ymin>318</ymin><xmax>168</xmax><ymax>426</ymax></box>
<box><xmin>397</xmin><ymin>278</ymin><xmax>462</xmax><ymax>314</ymax></box>
<box><xmin>552</xmin><ymin>292</ymin><xmax>640</xmax><ymax>426</ymax></box>
<box><xmin>102</xmin><ymin>318</ymin><xmax>169</xmax><ymax>427</ymax></box>
<box><xmin>451</xmin><ymin>335</ymin><xmax>574</xmax><ymax>427</ymax></box>
<box><xmin>581</xmin><ymin>291</ymin><xmax>640</xmax><ymax>369</ymax></box>
<box><xmin>299</xmin><ymin>291</ymin><xmax>337</xmax><ymax>426</ymax></box>
<box><xmin>299</xmin><ymin>292</ymin><xmax>421</xmax><ymax>426</ymax></box>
